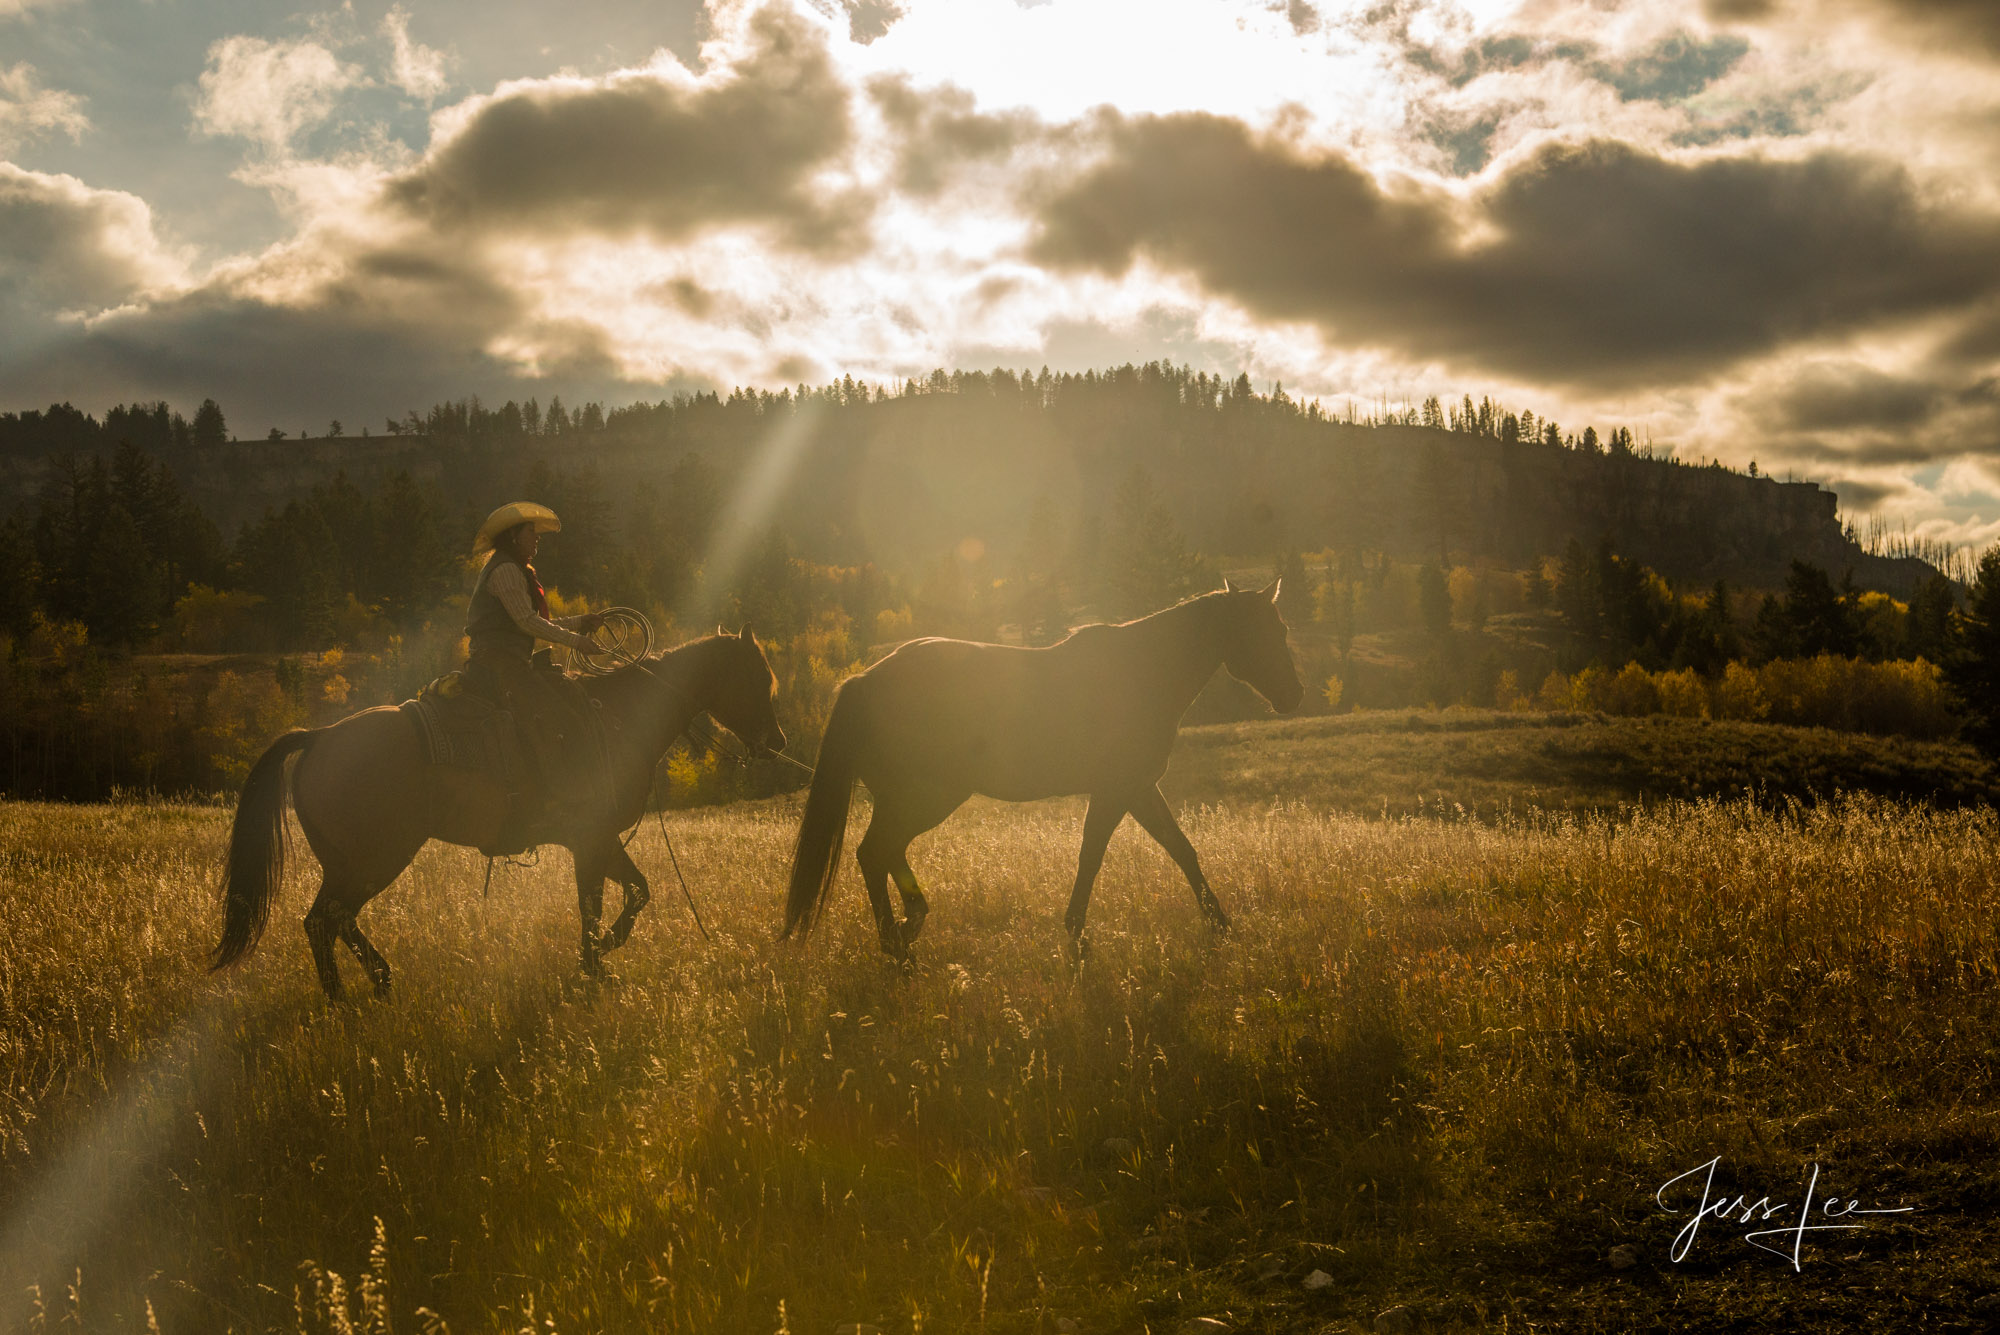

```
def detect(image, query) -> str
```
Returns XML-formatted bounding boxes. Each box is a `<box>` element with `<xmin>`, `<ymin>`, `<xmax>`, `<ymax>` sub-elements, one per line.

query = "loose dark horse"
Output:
<box><xmin>784</xmin><ymin>582</ymin><xmax>1303</xmax><ymax>957</ymax></box>
<box><xmin>212</xmin><ymin>630</ymin><xmax>784</xmax><ymax>998</ymax></box>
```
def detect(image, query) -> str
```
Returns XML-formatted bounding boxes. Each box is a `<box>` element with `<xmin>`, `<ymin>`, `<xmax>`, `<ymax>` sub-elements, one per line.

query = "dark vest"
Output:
<box><xmin>466</xmin><ymin>553</ymin><xmax>547</xmax><ymax>662</ymax></box>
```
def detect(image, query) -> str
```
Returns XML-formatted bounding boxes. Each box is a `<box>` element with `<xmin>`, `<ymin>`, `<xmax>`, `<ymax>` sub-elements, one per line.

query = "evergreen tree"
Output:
<box><xmin>1102</xmin><ymin>468</ymin><xmax>1202</xmax><ymax>619</ymax></box>
<box><xmin>0</xmin><ymin>515</ymin><xmax>36</xmax><ymax>639</ymax></box>
<box><xmin>1780</xmin><ymin>561</ymin><xmax>1860</xmax><ymax>658</ymax></box>
<box><xmin>83</xmin><ymin>502</ymin><xmax>160</xmax><ymax>647</ymax></box>
<box><xmin>192</xmin><ymin>399</ymin><xmax>228</xmax><ymax>448</ymax></box>
<box><xmin>1905</xmin><ymin>572</ymin><xmax>1957</xmax><ymax>662</ymax></box>
<box><xmin>1946</xmin><ymin>546</ymin><xmax>2000</xmax><ymax>758</ymax></box>
<box><xmin>1274</xmin><ymin>547</ymin><xmax>1311</xmax><ymax>625</ymax></box>
<box><xmin>235</xmin><ymin>503</ymin><xmax>340</xmax><ymax>647</ymax></box>
<box><xmin>1418</xmin><ymin>564</ymin><xmax>1451</xmax><ymax>640</ymax></box>
<box><xmin>369</xmin><ymin>472</ymin><xmax>456</xmax><ymax>623</ymax></box>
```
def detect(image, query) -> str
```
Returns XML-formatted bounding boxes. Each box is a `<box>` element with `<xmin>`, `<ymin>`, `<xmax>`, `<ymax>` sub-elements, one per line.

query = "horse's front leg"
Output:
<box><xmin>601</xmin><ymin>844</ymin><xmax>652</xmax><ymax>952</ymax></box>
<box><xmin>1065</xmin><ymin>795</ymin><xmax>1128</xmax><ymax>946</ymax></box>
<box><xmin>573</xmin><ymin>843</ymin><xmax>610</xmax><ymax>974</ymax></box>
<box><xmin>1126</xmin><ymin>784</ymin><xmax>1229</xmax><ymax>932</ymax></box>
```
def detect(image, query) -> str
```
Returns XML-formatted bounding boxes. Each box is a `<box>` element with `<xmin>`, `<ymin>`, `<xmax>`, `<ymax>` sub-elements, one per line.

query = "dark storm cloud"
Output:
<box><xmin>1761</xmin><ymin>362</ymin><xmax>1943</xmax><ymax>431</ymax></box>
<box><xmin>1750</xmin><ymin>357</ymin><xmax>2000</xmax><ymax>466</ymax></box>
<box><xmin>0</xmin><ymin>232</ymin><xmax>633</xmax><ymax>431</ymax></box>
<box><xmin>385</xmin><ymin>4</ymin><xmax>864</xmax><ymax>252</ymax></box>
<box><xmin>1031</xmin><ymin>115</ymin><xmax>2000</xmax><ymax>389</ymax></box>
<box><xmin>1706</xmin><ymin>0</ymin><xmax>2000</xmax><ymax>58</ymax></box>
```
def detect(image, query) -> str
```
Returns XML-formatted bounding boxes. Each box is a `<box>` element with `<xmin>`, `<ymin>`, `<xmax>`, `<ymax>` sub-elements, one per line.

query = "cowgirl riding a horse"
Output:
<box><xmin>465</xmin><ymin>501</ymin><xmax>608</xmax><ymax>830</ymax></box>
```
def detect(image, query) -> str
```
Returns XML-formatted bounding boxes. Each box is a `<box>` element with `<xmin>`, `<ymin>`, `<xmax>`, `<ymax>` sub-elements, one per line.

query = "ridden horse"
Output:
<box><xmin>783</xmin><ymin>581</ymin><xmax>1303</xmax><ymax>958</ymax></box>
<box><xmin>211</xmin><ymin>630</ymin><xmax>784</xmax><ymax>999</ymax></box>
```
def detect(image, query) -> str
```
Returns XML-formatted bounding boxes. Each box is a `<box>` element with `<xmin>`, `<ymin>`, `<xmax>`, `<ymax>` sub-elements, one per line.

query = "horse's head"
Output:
<box><xmin>1219</xmin><ymin>579</ymin><xmax>1305</xmax><ymax>714</ymax></box>
<box><xmin>705</xmin><ymin>626</ymin><xmax>788</xmax><ymax>757</ymax></box>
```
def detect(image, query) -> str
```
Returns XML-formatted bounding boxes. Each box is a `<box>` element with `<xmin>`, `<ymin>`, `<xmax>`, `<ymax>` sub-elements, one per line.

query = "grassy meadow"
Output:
<box><xmin>2</xmin><ymin>715</ymin><xmax>1999</xmax><ymax>1333</ymax></box>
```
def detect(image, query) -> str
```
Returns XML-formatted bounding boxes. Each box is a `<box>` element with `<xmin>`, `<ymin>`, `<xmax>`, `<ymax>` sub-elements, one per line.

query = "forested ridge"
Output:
<box><xmin>0</xmin><ymin>362</ymin><xmax>1990</xmax><ymax>802</ymax></box>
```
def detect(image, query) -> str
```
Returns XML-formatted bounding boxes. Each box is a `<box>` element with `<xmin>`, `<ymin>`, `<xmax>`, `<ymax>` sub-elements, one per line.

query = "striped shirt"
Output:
<box><xmin>483</xmin><ymin>560</ymin><xmax>594</xmax><ymax>650</ymax></box>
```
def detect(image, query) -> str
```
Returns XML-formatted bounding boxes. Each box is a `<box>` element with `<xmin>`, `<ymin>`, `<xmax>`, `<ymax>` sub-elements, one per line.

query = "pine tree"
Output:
<box><xmin>1102</xmin><ymin>468</ymin><xmax>1203</xmax><ymax>620</ymax></box>
<box><xmin>192</xmin><ymin>399</ymin><xmax>227</xmax><ymax>448</ymax></box>
<box><xmin>1905</xmin><ymin>572</ymin><xmax>1957</xmax><ymax>662</ymax></box>
<box><xmin>1947</xmin><ymin>546</ymin><xmax>2000</xmax><ymax>758</ymax></box>
<box><xmin>1419</xmin><ymin>564</ymin><xmax>1451</xmax><ymax>640</ymax></box>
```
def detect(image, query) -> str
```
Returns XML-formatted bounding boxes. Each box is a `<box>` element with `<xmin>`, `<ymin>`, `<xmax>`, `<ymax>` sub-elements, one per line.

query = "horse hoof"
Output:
<box><xmin>900</xmin><ymin>909</ymin><xmax>927</xmax><ymax>944</ymax></box>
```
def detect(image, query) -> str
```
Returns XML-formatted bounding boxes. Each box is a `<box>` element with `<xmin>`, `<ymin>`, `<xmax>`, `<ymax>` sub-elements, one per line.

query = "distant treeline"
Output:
<box><xmin>2</xmin><ymin>361</ymin><xmax>1934</xmax><ymax>593</ymax></box>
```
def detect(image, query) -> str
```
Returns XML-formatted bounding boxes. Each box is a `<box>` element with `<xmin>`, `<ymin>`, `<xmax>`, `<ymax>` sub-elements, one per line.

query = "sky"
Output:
<box><xmin>3</xmin><ymin>0</ymin><xmax>1999</xmax><ymax>543</ymax></box>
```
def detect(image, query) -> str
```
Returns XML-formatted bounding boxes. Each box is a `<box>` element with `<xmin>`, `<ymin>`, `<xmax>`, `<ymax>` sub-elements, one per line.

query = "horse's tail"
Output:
<box><xmin>211</xmin><ymin>728</ymin><xmax>319</xmax><ymax>971</ymax></box>
<box><xmin>783</xmin><ymin>682</ymin><xmax>865</xmax><ymax>940</ymax></box>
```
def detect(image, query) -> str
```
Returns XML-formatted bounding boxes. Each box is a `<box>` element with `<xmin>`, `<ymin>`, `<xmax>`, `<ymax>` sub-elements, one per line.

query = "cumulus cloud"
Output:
<box><xmin>384</xmin><ymin>4</ymin><xmax>862</xmax><ymax>252</ymax></box>
<box><xmin>1033</xmin><ymin>115</ymin><xmax>2000</xmax><ymax>389</ymax></box>
<box><xmin>193</xmin><ymin>34</ymin><xmax>367</xmax><ymax>155</ymax></box>
<box><xmin>869</xmin><ymin>74</ymin><xmax>1042</xmax><ymax>195</ymax></box>
<box><xmin>0</xmin><ymin>0</ymin><xmax>72</xmax><ymax>17</ymax></box>
<box><xmin>0</xmin><ymin>164</ymin><xmax>182</xmax><ymax>314</ymax></box>
<box><xmin>0</xmin><ymin>62</ymin><xmax>88</xmax><ymax>153</ymax></box>
<box><xmin>383</xmin><ymin>6</ymin><xmax>450</xmax><ymax>101</ymax></box>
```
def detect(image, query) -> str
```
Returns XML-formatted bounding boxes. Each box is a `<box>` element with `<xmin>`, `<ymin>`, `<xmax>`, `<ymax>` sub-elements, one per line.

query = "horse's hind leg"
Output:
<box><xmin>301</xmin><ymin>839</ymin><xmax>422</xmax><ymax>1001</ymax></box>
<box><xmin>340</xmin><ymin>918</ymin><xmax>393</xmax><ymax>995</ymax></box>
<box><xmin>856</xmin><ymin>821</ymin><xmax>906</xmax><ymax>961</ymax></box>
<box><xmin>306</xmin><ymin>873</ymin><xmax>404</xmax><ymax>1001</ymax></box>
<box><xmin>1126</xmin><ymin>785</ymin><xmax>1229</xmax><ymax>932</ymax></box>
<box><xmin>857</xmin><ymin>789</ymin><xmax>964</xmax><ymax>960</ymax></box>
<box><xmin>304</xmin><ymin>889</ymin><xmax>347</xmax><ymax>1000</ymax></box>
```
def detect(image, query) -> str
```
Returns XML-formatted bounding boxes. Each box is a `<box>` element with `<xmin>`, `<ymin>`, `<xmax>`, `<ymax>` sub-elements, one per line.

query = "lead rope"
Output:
<box><xmin>629</xmin><ymin>748</ymin><xmax>713</xmax><ymax>942</ymax></box>
<box><xmin>656</xmin><ymin>798</ymin><xmax>712</xmax><ymax>943</ymax></box>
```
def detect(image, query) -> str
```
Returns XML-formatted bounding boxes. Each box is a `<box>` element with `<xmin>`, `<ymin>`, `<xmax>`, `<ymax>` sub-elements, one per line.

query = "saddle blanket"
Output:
<box><xmin>399</xmin><ymin>673</ymin><xmax>527</xmax><ymax>787</ymax></box>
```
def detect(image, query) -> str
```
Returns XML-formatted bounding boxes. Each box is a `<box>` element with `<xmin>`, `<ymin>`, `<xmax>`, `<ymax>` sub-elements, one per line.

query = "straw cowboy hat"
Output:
<box><xmin>472</xmin><ymin>501</ymin><xmax>561</xmax><ymax>556</ymax></box>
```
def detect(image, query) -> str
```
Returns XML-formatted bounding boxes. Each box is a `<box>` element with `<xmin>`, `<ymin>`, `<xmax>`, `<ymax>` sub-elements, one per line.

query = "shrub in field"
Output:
<box><xmin>1655</xmin><ymin>666</ymin><xmax>1707</xmax><ymax>717</ymax></box>
<box><xmin>1534</xmin><ymin>656</ymin><xmax>1949</xmax><ymax>739</ymax></box>
<box><xmin>1536</xmin><ymin>667</ymin><xmax>1572</xmax><ymax>711</ymax></box>
<box><xmin>1757</xmin><ymin>655</ymin><xmax>1954</xmax><ymax>738</ymax></box>
<box><xmin>1712</xmin><ymin>660</ymin><xmax>1769</xmax><ymax>720</ymax></box>
<box><xmin>200</xmin><ymin>670</ymin><xmax>306</xmax><ymax>786</ymax></box>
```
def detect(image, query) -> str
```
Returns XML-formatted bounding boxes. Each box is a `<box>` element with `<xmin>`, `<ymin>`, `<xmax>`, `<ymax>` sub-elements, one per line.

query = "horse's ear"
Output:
<box><xmin>716</xmin><ymin>624</ymin><xmax>726</xmax><ymax>638</ymax></box>
<box><xmin>1224</xmin><ymin>577</ymin><xmax>1240</xmax><ymax>594</ymax></box>
<box><xmin>740</xmin><ymin>625</ymin><xmax>755</xmax><ymax>643</ymax></box>
<box><xmin>1265</xmin><ymin>578</ymin><xmax>1282</xmax><ymax>604</ymax></box>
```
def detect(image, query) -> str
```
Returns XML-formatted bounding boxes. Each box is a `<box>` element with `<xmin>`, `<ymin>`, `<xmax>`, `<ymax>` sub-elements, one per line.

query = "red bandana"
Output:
<box><xmin>521</xmin><ymin>561</ymin><xmax>550</xmax><ymax>619</ymax></box>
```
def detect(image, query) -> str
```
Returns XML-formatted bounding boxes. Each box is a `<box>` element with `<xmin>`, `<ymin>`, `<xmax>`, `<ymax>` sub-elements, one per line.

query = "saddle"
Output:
<box><xmin>400</xmin><ymin>672</ymin><xmax>539</xmax><ymax>856</ymax></box>
<box><xmin>401</xmin><ymin>672</ymin><xmax>528</xmax><ymax>780</ymax></box>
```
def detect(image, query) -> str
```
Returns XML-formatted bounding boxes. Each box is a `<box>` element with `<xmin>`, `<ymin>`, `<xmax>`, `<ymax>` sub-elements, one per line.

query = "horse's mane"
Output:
<box><xmin>1055</xmin><ymin>587</ymin><xmax>1235</xmax><ymax>645</ymax></box>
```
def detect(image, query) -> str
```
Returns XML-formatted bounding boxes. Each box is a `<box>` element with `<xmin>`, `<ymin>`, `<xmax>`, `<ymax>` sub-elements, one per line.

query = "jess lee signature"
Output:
<box><xmin>1656</xmin><ymin>1157</ymin><xmax>1915</xmax><ymax>1270</ymax></box>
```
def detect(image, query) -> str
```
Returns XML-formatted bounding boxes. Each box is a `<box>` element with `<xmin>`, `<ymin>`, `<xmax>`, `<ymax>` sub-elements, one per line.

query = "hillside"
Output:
<box><xmin>0</xmin><ymin>367</ymin><xmax>1944</xmax><ymax>595</ymax></box>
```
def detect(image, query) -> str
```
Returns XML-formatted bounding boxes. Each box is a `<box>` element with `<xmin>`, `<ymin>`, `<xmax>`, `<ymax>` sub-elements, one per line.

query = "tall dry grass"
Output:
<box><xmin>0</xmin><ymin>793</ymin><xmax>1995</xmax><ymax>1332</ymax></box>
